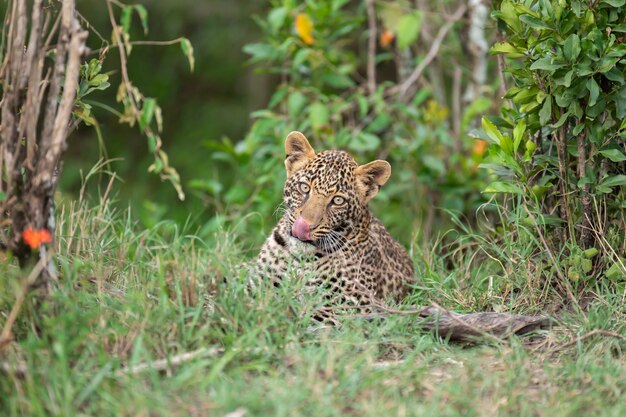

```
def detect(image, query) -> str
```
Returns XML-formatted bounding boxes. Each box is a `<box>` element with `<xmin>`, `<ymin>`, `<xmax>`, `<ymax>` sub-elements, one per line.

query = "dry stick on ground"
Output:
<box><xmin>347</xmin><ymin>289</ymin><xmax>551</xmax><ymax>343</ymax></box>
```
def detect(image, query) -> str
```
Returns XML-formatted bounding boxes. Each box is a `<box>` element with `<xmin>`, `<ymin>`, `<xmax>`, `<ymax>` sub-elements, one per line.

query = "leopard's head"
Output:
<box><xmin>282</xmin><ymin>131</ymin><xmax>391</xmax><ymax>254</ymax></box>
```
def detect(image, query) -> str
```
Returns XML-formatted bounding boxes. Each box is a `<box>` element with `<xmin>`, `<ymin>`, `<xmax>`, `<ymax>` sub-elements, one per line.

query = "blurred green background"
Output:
<box><xmin>64</xmin><ymin>0</ymin><xmax>499</xmax><ymax>253</ymax></box>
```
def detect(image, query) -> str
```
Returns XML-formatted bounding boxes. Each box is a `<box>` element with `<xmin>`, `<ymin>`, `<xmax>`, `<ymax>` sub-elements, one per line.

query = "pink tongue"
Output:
<box><xmin>291</xmin><ymin>217</ymin><xmax>311</xmax><ymax>241</ymax></box>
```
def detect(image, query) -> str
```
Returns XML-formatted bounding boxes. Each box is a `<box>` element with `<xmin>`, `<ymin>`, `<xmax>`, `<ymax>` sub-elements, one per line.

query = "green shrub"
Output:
<box><xmin>485</xmin><ymin>0</ymin><xmax>626</xmax><ymax>283</ymax></box>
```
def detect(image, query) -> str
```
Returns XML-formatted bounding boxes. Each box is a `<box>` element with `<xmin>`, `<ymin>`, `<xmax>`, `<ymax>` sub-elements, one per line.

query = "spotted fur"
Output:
<box><xmin>255</xmin><ymin>131</ymin><xmax>414</xmax><ymax>312</ymax></box>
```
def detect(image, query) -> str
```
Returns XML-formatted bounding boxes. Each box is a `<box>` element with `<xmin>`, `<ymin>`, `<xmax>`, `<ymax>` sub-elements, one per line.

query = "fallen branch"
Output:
<box><xmin>358</xmin><ymin>302</ymin><xmax>551</xmax><ymax>343</ymax></box>
<box><xmin>416</xmin><ymin>303</ymin><xmax>551</xmax><ymax>342</ymax></box>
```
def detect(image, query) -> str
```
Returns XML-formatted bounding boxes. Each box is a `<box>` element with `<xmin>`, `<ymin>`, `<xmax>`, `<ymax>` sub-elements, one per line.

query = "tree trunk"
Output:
<box><xmin>0</xmin><ymin>0</ymin><xmax>87</xmax><ymax>286</ymax></box>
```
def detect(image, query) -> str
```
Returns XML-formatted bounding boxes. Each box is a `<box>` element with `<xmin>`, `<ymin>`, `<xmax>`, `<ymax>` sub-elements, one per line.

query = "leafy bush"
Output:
<box><xmin>485</xmin><ymin>0</ymin><xmax>626</xmax><ymax>284</ymax></box>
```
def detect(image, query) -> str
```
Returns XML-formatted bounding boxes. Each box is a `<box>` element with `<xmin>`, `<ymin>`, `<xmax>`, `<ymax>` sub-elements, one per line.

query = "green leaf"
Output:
<box><xmin>147</xmin><ymin>133</ymin><xmax>157</xmax><ymax>152</ymax></box>
<box><xmin>555</xmin><ymin>69</ymin><xmax>574</xmax><ymax>87</ymax></box>
<box><xmin>599</xmin><ymin>149</ymin><xmax>626</xmax><ymax>162</ymax></box>
<box><xmin>268</xmin><ymin>7</ymin><xmax>287</xmax><ymax>33</ymax></box>
<box><xmin>139</xmin><ymin>98</ymin><xmax>156</xmax><ymax>129</ymax></box>
<box><xmin>602</xmin><ymin>0</ymin><xmax>626</xmax><ymax>6</ymax></box>
<box><xmin>498</xmin><ymin>1</ymin><xmax>522</xmax><ymax>33</ymax></box>
<box><xmin>513</xmin><ymin>119</ymin><xmax>526</xmax><ymax>153</ymax></box>
<box><xmin>180</xmin><ymin>38</ymin><xmax>195</xmax><ymax>72</ymax></box>
<box><xmin>89</xmin><ymin>74</ymin><xmax>109</xmax><ymax>87</ymax></box>
<box><xmin>134</xmin><ymin>5</ymin><xmax>149</xmax><ymax>35</ymax></box>
<box><xmin>292</xmin><ymin>48</ymin><xmax>310</xmax><ymax>67</ymax></box>
<box><xmin>288</xmin><ymin>91</ymin><xmax>307</xmax><ymax>117</ymax></box>
<box><xmin>309</xmin><ymin>102</ymin><xmax>329</xmax><ymax>130</ymax></box>
<box><xmin>605</xmin><ymin>262</ymin><xmax>626</xmax><ymax>281</ymax></box>
<box><xmin>481</xmin><ymin>117</ymin><xmax>503</xmax><ymax>146</ymax></box>
<box><xmin>573</xmin><ymin>123</ymin><xmax>585</xmax><ymax>136</ymax></box>
<box><xmin>600</xmin><ymin>174</ymin><xmax>626</xmax><ymax>190</ymax></box>
<box><xmin>121</xmin><ymin>6</ymin><xmax>132</xmax><ymax>34</ymax></box>
<box><xmin>604</xmin><ymin>68</ymin><xmax>624</xmax><ymax>84</ymax></box>
<box><xmin>422</xmin><ymin>155</ymin><xmax>445</xmax><ymax>175</ymax></box>
<box><xmin>357</xmin><ymin>95</ymin><xmax>368</xmax><ymax>117</ymax></box>
<box><xmin>268</xmin><ymin>87</ymin><xmax>287</xmax><ymax>109</ymax></box>
<box><xmin>551</xmin><ymin>111</ymin><xmax>570</xmax><ymax>128</ymax></box>
<box><xmin>349</xmin><ymin>132</ymin><xmax>380</xmax><ymax>152</ymax></box>
<box><xmin>396</xmin><ymin>12</ymin><xmax>422</xmax><ymax>50</ymax></box>
<box><xmin>563</xmin><ymin>34</ymin><xmax>581</xmax><ymax>61</ymax></box>
<box><xmin>519</xmin><ymin>14</ymin><xmax>551</xmax><ymax>30</ymax></box>
<box><xmin>319</xmin><ymin>73</ymin><xmax>354</xmax><ymax>89</ymax></box>
<box><xmin>530</xmin><ymin>57</ymin><xmax>564</xmax><ymax>71</ymax></box>
<box><xmin>587</xmin><ymin>77</ymin><xmax>600</xmax><ymax>107</ymax></box>
<box><xmin>490</xmin><ymin>42</ymin><xmax>525</xmax><ymax>58</ymax></box>
<box><xmin>0</xmin><ymin>191</ymin><xmax>5</xmax><ymax>202</ymax></box>
<box><xmin>583</xmin><ymin>248</ymin><xmax>599</xmax><ymax>258</ymax></box>
<box><xmin>243</xmin><ymin>43</ymin><xmax>276</xmax><ymax>61</ymax></box>
<box><xmin>539</xmin><ymin>96</ymin><xmax>552</xmax><ymax>126</ymax></box>
<box><xmin>483</xmin><ymin>181</ymin><xmax>523</xmax><ymax>195</ymax></box>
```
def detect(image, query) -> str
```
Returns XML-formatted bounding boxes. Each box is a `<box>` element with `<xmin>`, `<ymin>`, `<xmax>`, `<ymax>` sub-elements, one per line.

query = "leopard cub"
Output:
<box><xmin>256</xmin><ymin>131</ymin><xmax>414</xmax><ymax>309</ymax></box>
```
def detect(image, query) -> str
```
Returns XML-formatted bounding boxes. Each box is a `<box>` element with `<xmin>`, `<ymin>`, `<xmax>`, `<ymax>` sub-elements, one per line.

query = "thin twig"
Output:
<box><xmin>0</xmin><ymin>256</ymin><xmax>47</xmax><ymax>349</ymax></box>
<box><xmin>105</xmin><ymin>0</ymin><xmax>138</xmax><ymax>116</ymax></box>
<box><xmin>89</xmin><ymin>38</ymin><xmax>188</xmax><ymax>55</ymax></box>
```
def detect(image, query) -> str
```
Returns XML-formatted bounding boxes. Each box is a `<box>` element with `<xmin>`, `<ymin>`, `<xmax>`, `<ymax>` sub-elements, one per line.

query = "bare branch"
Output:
<box><xmin>391</xmin><ymin>5</ymin><xmax>467</xmax><ymax>99</ymax></box>
<box><xmin>463</xmin><ymin>0</ymin><xmax>489</xmax><ymax>103</ymax></box>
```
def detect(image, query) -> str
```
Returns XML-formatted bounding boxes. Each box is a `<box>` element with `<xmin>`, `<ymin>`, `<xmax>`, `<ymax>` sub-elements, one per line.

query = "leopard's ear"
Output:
<box><xmin>285</xmin><ymin>131</ymin><xmax>315</xmax><ymax>177</ymax></box>
<box><xmin>355</xmin><ymin>160</ymin><xmax>391</xmax><ymax>203</ymax></box>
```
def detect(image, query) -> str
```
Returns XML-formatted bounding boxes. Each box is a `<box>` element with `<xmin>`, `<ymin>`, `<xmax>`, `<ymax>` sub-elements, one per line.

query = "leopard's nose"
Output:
<box><xmin>291</xmin><ymin>217</ymin><xmax>311</xmax><ymax>241</ymax></box>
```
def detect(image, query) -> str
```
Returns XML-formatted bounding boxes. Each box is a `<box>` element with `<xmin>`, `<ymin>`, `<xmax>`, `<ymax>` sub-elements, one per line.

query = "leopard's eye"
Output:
<box><xmin>298</xmin><ymin>182</ymin><xmax>310</xmax><ymax>194</ymax></box>
<box><xmin>332</xmin><ymin>196</ymin><xmax>345</xmax><ymax>206</ymax></box>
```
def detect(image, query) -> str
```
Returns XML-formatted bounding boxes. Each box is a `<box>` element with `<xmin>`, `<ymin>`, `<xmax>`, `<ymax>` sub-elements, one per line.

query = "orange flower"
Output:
<box><xmin>295</xmin><ymin>13</ymin><xmax>314</xmax><ymax>45</ymax></box>
<box><xmin>472</xmin><ymin>139</ymin><xmax>488</xmax><ymax>157</ymax></box>
<box><xmin>380</xmin><ymin>30</ymin><xmax>395</xmax><ymax>47</ymax></box>
<box><xmin>22</xmin><ymin>227</ymin><xmax>52</xmax><ymax>249</ymax></box>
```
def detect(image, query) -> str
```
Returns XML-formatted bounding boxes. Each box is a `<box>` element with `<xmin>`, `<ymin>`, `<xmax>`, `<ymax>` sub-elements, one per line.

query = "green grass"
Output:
<box><xmin>1</xmin><ymin>195</ymin><xmax>625</xmax><ymax>417</ymax></box>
